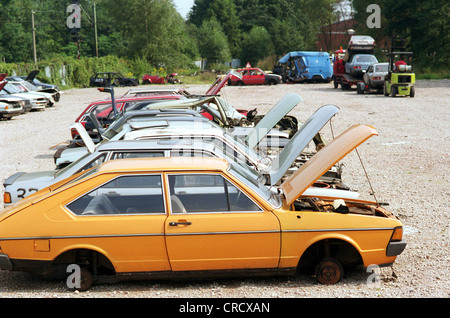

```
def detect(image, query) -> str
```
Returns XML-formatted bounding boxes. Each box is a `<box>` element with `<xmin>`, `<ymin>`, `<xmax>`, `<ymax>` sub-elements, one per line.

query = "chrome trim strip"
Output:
<box><xmin>0</xmin><ymin>233</ymin><xmax>164</xmax><ymax>241</ymax></box>
<box><xmin>0</xmin><ymin>228</ymin><xmax>394</xmax><ymax>242</ymax></box>
<box><xmin>166</xmin><ymin>230</ymin><xmax>279</xmax><ymax>236</ymax></box>
<box><xmin>282</xmin><ymin>227</ymin><xmax>394</xmax><ymax>233</ymax></box>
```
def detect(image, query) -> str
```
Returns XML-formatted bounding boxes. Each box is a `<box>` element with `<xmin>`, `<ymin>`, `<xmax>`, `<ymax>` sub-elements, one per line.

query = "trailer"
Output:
<box><xmin>332</xmin><ymin>48</ymin><xmax>363</xmax><ymax>90</ymax></box>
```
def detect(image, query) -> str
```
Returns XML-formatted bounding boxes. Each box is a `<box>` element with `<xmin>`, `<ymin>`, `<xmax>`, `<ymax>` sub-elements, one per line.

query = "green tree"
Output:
<box><xmin>240</xmin><ymin>26</ymin><xmax>274</xmax><ymax>66</ymax></box>
<box><xmin>106</xmin><ymin>0</ymin><xmax>198</xmax><ymax>69</ymax></box>
<box><xmin>352</xmin><ymin>0</ymin><xmax>450</xmax><ymax>70</ymax></box>
<box><xmin>196</xmin><ymin>17</ymin><xmax>231</xmax><ymax>65</ymax></box>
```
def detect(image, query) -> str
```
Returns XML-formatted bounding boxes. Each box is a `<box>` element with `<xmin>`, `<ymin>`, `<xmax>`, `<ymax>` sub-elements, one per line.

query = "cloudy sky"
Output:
<box><xmin>173</xmin><ymin>0</ymin><xmax>194</xmax><ymax>19</ymax></box>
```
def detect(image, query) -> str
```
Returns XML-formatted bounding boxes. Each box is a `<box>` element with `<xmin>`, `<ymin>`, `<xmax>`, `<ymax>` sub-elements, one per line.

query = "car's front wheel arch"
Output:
<box><xmin>297</xmin><ymin>238</ymin><xmax>363</xmax><ymax>276</ymax></box>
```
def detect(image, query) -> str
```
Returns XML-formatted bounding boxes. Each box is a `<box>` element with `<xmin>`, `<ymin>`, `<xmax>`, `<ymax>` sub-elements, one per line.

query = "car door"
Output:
<box><xmin>65</xmin><ymin>173</ymin><xmax>171</xmax><ymax>273</ymax></box>
<box><xmin>242</xmin><ymin>70</ymin><xmax>252</xmax><ymax>85</ymax></box>
<box><xmin>164</xmin><ymin>172</ymin><xmax>280</xmax><ymax>272</ymax></box>
<box><xmin>251</xmin><ymin>69</ymin><xmax>265</xmax><ymax>85</ymax></box>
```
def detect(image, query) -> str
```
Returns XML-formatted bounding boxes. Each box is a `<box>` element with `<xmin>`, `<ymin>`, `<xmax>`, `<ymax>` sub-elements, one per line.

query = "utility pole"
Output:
<box><xmin>93</xmin><ymin>3</ymin><xmax>98</xmax><ymax>57</ymax></box>
<box><xmin>31</xmin><ymin>10</ymin><xmax>37</xmax><ymax>67</ymax></box>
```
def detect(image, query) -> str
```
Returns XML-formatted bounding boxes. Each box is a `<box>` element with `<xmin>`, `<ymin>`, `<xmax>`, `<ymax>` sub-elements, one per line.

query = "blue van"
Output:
<box><xmin>274</xmin><ymin>51</ymin><xmax>333</xmax><ymax>83</ymax></box>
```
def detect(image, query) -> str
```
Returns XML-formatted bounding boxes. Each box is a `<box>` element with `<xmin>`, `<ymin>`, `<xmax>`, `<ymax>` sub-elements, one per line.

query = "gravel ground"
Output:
<box><xmin>0</xmin><ymin>80</ymin><xmax>448</xmax><ymax>298</ymax></box>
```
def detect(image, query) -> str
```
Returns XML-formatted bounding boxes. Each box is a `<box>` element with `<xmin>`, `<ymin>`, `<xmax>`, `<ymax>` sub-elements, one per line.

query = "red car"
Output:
<box><xmin>70</xmin><ymin>94</ymin><xmax>184</xmax><ymax>140</ymax></box>
<box><xmin>142</xmin><ymin>75</ymin><xmax>165</xmax><ymax>84</ymax></box>
<box><xmin>228</xmin><ymin>66</ymin><xmax>282</xmax><ymax>86</ymax></box>
<box><xmin>142</xmin><ymin>73</ymin><xmax>180</xmax><ymax>85</ymax></box>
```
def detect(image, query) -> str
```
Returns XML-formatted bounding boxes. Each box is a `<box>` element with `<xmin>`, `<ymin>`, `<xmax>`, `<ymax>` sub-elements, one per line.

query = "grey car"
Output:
<box><xmin>345</xmin><ymin>54</ymin><xmax>378</xmax><ymax>77</ymax></box>
<box><xmin>4</xmin><ymin>104</ymin><xmax>349</xmax><ymax>207</ymax></box>
<box><xmin>3</xmin><ymin>139</ymin><xmax>241</xmax><ymax>207</ymax></box>
<box><xmin>363</xmin><ymin>62</ymin><xmax>389</xmax><ymax>90</ymax></box>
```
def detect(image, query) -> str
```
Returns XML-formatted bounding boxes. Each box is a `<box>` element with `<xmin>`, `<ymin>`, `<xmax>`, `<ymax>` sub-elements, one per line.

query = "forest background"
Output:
<box><xmin>0</xmin><ymin>0</ymin><xmax>448</xmax><ymax>87</ymax></box>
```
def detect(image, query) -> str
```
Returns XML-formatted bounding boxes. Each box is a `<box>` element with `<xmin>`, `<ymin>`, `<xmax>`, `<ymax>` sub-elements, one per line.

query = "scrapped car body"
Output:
<box><xmin>358</xmin><ymin>62</ymin><xmax>389</xmax><ymax>94</ymax></box>
<box><xmin>273</xmin><ymin>51</ymin><xmax>333</xmax><ymax>83</ymax></box>
<box><xmin>0</xmin><ymin>91</ymin><xmax>32</xmax><ymax>113</ymax></box>
<box><xmin>228</xmin><ymin>67</ymin><xmax>282</xmax><ymax>86</ymax></box>
<box><xmin>0</xmin><ymin>81</ymin><xmax>26</xmax><ymax>118</ymax></box>
<box><xmin>7</xmin><ymin>80</ymin><xmax>55</xmax><ymax>107</ymax></box>
<box><xmin>15</xmin><ymin>70</ymin><xmax>61</xmax><ymax>102</ymax></box>
<box><xmin>141</xmin><ymin>74</ymin><xmax>166</xmax><ymax>85</ymax></box>
<box><xmin>121</xmin><ymin>104</ymin><xmax>340</xmax><ymax>187</ymax></box>
<box><xmin>56</xmin><ymin>93</ymin><xmax>307</xmax><ymax>172</ymax></box>
<box><xmin>122</xmin><ymin>87</ymin><xmax>190</xmax><ymax>98</ymax></box>
<box><xmin>0</xmin><ymin>101</ymin><xmax>23</xmax><ymax>120</ymax></box>
<box><xmin>7</xmin><ymin>73</ymin><xmax>60</xmax><ymax>103</ymax></box>
<box><xmin>70</xmin><ymin>94</ymin><xmax>186</xmax><ymax>142</ymax></box>
<box><xmin>89</xmin><ymin>72</ymin><xmax>139</xmax><ymax>87</ymax></box>
<box><xmin>4</xmin><ymin>139</ymin><xmax>237</xmax><ymax>206</ymax></box>
<box><xmin>344</xmin><ymin>54</ymin><xmax>379</xmax><ymax>78</ymax></box>
<box><xmin>0</xmin><ymin>124</ymin><xmax>406</xmax><ymax>290</ymax></box>
<box><xmin>348</xmin><ymin>35</ymin><xmax>376</xmax><ymax>51</ymax></box>
<box><xmin>2</xmin><ymin>83</ymin><xmax>48</xmax><ymax>110</ymax></box>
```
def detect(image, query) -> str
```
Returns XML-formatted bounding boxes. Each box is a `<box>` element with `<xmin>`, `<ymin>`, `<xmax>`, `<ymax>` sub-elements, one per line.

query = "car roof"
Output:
<box><xmin>98</xmin><ymin>157</ymin><xmax>229</xmax><ymax>173</ymax></box>
<box><xmin>96</xmin><ymin>139</ymin><xmax>218</xmax><ymax>152</ymax></box>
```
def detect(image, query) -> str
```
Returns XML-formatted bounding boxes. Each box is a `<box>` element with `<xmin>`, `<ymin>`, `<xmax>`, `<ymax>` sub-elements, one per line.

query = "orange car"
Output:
<box><xmin>0</xmin><ymin>124</ymin><xmax>406</xmax><ymax>290</ymax></box>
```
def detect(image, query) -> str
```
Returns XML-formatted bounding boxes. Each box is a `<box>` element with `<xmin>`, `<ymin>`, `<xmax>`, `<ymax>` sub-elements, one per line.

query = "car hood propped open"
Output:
<box><xmin>265</xmin><ymin>104</ymin><xmax>339</xmax><ymax>186</ymax></box>
<box><xmin>245</xmin><ymin>93</ymin><xmax>302</xmax><ymax>149</ymax></box>
<box><xmin>281</xmin><ymin>124</ymin><xmax>378</xmax><ymax>206</ymax></box>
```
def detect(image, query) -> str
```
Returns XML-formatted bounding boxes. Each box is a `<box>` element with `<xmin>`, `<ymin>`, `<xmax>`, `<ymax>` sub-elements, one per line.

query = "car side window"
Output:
<box><xmin>167</xmin><ymin>174</ymin><xmax>261</xmax><ymax>214</ymax></box>
<box><xmin>67</xmin><ymin>175</ymin><xmax>165</xmax><ymax>216</ymax></box>
<box><xmin>111</xmin><ymin>151</ymin><xmax>164</xmax><ymax>159</ymax></box>
<box><xmin>170</xmin><ymin>150</ymin><xmax>215</xmax><ymax>158</ymax></box>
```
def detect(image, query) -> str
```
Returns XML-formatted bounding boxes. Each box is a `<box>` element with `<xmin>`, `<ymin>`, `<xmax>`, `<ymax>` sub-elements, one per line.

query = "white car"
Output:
<box><xmin>348</xmin><ymin>35</ymin><xmax>376</xmax><ymax>50</ymax></box>
<box><xmin>0</xmin><ymin>100</ymin><xmax>23</xmax><ymax>120</ymax></box>
<box><xmin>7</xmin><ymin>81</ymin><xmax>55</xmax><ymax>107</ymax></box>
<box><xmin>2</xmin><ymin>83</ymin><xmax>49</xmax><ymax>110</ymax></box>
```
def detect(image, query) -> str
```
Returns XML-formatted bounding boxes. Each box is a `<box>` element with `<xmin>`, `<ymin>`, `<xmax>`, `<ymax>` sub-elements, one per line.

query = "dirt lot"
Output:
<box><xmin>0</xmin><ymin>80</ymin><xmax>448</xmax><ymax>298</ymax></box>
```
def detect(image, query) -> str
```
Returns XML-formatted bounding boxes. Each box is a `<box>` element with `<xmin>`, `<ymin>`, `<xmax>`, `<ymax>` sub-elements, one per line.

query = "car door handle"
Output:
<box><xmin>169</xmin><ymin>221</ymin><xmax>192</xmax><ymax>226</ymax></box>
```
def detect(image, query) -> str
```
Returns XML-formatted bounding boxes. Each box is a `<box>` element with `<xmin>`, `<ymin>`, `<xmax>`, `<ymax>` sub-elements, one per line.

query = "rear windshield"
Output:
<box><xmin>355</xmin><ymin>55</ymin><xmax>377</xmax><ymax>63</ymax></box>
<box><xmin>375</xmin><ymin>64</ymin><xmax>388</xmax><ymax>72</ymax></box>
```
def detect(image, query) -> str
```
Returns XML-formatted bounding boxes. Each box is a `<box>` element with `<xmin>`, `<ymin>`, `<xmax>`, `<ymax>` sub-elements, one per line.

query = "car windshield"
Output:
<box><xmin>20</xmin><ymin>81</ymin><xmax>39</xmax><ymax>91</ymax></box>
<box><xmin>4</xmin><ymin>83</ymin><xmax>22</xmax><ymax>94</ymax></box>
<box><xmin>375</xmin><ymin>64</ymin><xmax>388</xmax><ymax>72</ymax></box>
<box><xmin>355</xmin><ymin>55</ymin><xmax>377</xmax><ymax>63</ymax></box>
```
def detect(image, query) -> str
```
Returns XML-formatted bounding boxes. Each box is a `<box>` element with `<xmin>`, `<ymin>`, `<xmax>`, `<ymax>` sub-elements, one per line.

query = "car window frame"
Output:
<box><xmin>65</xmin><ymin>173</ymin><xmax>167</xmax><ymax>217</ymax></box>
<box><xmin>165</xmin><ymin>172</ymin><xmax>264</xmax><ymax>215</ymax></box>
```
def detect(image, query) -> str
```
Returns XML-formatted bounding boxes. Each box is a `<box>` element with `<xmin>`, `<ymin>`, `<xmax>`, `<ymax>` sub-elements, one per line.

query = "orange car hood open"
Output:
<box><xmin>281</xmin><ymin>124</ymin><xmax>378</xmax><ymax>206</ymax></box>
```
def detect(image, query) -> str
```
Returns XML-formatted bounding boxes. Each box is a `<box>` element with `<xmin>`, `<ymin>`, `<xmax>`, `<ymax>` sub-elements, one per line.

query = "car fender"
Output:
<box><xmin>298</xmin><ymin>232</ymin><xmax>363</xmax><ymax>260</ymax></box>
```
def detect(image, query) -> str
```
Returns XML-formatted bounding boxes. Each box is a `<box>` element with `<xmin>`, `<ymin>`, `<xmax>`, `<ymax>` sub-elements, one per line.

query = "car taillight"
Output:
<box><xmin>373</xmin><ymin>76</ymin><xmax>380</xmax><ymax>80</ymax></box>
<box><xmin>353</xmin><ymin>66</ymin><xmax>361</xmax><ymax>69</ymax></box>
